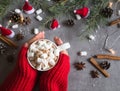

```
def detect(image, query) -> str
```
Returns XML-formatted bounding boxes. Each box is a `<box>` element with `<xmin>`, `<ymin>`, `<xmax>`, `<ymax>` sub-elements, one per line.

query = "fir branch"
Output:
<box><xmin>30</xmin><ymin>0</ymin><xmax>49</xmax><ymax>10</ymax></box>
<box><xmin>48</xmin><ymin>0</ymin><xmax>89</xmax><ymax>15</ymax></box>
<box><xmin>0</xmin><ymin>0</ymin><xmax>13</xmax><ymax>21</ymax></box>
<box><xmin>79</xmin><ymin>0</ymin><xmax>109</xmax><ymax>39</ymax></box>
<box><xmin>86</xmin><ymin>0</ymin><xmax>108</xmax><ymax>30</ymax></box>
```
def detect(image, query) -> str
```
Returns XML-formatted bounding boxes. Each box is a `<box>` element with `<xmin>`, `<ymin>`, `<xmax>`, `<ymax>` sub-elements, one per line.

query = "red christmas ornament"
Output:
<box><xmin>0</xmin><ymin>25</ymin><xmax>15</xmax><ymax>38</ymax></box>
<box><xmin>74</xmin><ymin>7</ymin><xmax>90</xmax><ymax>20</ymax></box>
<box><xmin>50</xmin><ymin>19</ymin><xmax>60</xmax><ymax>30</ymax></box>
<box><xmin>23</xmin><ymin>0</ymin><xmax>35</xmax><ymax>14</ymax></box>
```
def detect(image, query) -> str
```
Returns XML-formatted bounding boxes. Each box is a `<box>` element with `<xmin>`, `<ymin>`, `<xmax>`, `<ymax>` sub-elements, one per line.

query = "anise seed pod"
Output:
<box><xmin>90</xmin><ymin>70</ymin><xmax>99</xmax><ymax>78</ymax></box>
<box><xmin>74</xmin><ymin>62</ymin><xmax>86</xmax><ymax>71</ymax></box>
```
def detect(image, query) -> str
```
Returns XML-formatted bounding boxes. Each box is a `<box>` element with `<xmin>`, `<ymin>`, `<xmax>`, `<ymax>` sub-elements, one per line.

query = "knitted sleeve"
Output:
<box><xmin>0</xmin><ymin>46</ymin><xmax>37</xmax><ymax>91</ymax></box>
<box><xmin>39</xmin><ymin>53</ymin><xmax>70</xmax><ymax>91</ymax></box>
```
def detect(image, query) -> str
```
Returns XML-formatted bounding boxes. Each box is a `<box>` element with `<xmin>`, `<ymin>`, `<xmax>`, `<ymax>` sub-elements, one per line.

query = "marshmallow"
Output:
<box><xmin>28</xmin><ymin>52</ymin><xmax>34</xmax><ymax>57</ymax></box>
<box><xmin>15</xmin><ymin>9</ymin><xmax>21</xmax><ymax>14</ymax></box>
<box><xmin>12</xmin><ymin>24</ymin><xmax>18</xmax><ymax>29</ymax></box>
<box><xmin>28</xmin><ymin>39</ymin><xmax>60</xmax><ymax>71</ymax></box>
<box><xmin>76</xmin><ymin>14</ymin><xmax>81</xmax><ymax>20</ymax></box>
<box><xmin>49</xmin><ymin>52</ymin><xmax>55</xmax><ymax>59</ymax></box>
<box><xmin>79</xmin><ymin>51</ymin><xmax>87</xmax><ymax>56</ymax></box>
<box><xmin>49</xmin><ymin>59</ymin><xmax>56</xmax><ymax>66</ymax></box>
<box><xmin>38</xmin><ymin>40</ymin><xmax>46</xmax><ymax>46</ymax></box>
<box><xmin>47</xmin><ymin>41</ymin><xmax>53</xmax><ymax>47</ymax></box>
<box><xmin>34</xmin><ymin>28</ymin><xmax>39</xmax><ymax>34</ymax></box>
<box><xmin>41</xmin><ymin>59</ymin><xmax>49</xmax><ymax>70</ymax></box>
<box><xmin>36</xmin><ymin>9</ymin><xmax>42</xmax><ymax>15</ymax></box>
<box><xmin>41</xmin><ymin>53</ymin><xmax>48</xmax><ymax>59</ymax></box>
<box><xmin>37</xmin><ymin>63</ymin><xmax>44</xmax><ymax>70</ymax></box>
<box><xmin>30</xmin><ymin>45</ymin><xmax>37</xmax><ymax>51</ymax></box>
<box><xmin>44</xmin><ymin>43</ymin><xmax>51</xmax><ymax>49</ymax></box>
<box><xmin>88</xmin><ymin>35</ymin><xmax>95</xmax><ymax>40</ymax></box>
<box><xmin>36</xmin><ymin>58</ymin><xmax>43</xmax><ymax>63</ymax></box>
<box><xmin>36</xmin><ymin>15</ymin><xmax>43</xmax><ymax>21</ymax></box>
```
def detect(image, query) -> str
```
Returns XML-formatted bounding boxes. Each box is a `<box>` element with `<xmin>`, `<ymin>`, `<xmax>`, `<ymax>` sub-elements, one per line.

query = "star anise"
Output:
<box><xmin>99</xmin><ymin>61</ymin><xmax>111</xmax><ymax>70</ymax></box>
<box><xmin>90</xmin><ymin>70</ymin><xmax>99</xmax><ymax>78</ymax></box>
<box><xmin>74</xmin><ymin>62</ymin><xmax>86</xmax><ymax>70</ymax></box>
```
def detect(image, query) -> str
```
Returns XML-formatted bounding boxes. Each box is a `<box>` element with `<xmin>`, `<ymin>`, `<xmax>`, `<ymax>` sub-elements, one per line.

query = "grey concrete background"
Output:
<box><xmin>0</xmin><ymin>0</ymin><xmax>120</xmax><ymax>91</ymax></box>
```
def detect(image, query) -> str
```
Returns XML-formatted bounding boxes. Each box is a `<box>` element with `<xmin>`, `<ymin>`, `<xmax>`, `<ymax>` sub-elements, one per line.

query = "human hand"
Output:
<box><xmin>24</xmin><ymin>31</ymin><xmax>45</xmax><ymax>48</ymax></box>
<box><xmin>17</xmin><ymin>31</ymin><xmax>45</xmax><ymax>75</ymax></box>
<box><xmin>0</xmin><ymin>32</ymin><xmax>45</xmax><ymax>91</ymax></box>
<box><xmin>39</xmin><ymin>36</ymin><xmax>70</xmax><ymax>91</ymax></box>
<box><xmin>54</xmin><ymin>36</ymin><xmax>69</xmax><ymax>55</ymax></box>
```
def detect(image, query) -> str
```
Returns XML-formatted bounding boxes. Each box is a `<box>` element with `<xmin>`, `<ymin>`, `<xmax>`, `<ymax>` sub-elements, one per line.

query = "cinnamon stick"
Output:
<box><xmin>108</xmin><ymin>17</ymin><xmax>120</xmax><ymax>26</ymax></box>
<box><xmin>0</xmin><ymin>34</ymin><xmax>17</xmax><ymax>48</ymax></box>
<box><xmin>96</xmin><ymin>54</ymin><xmax>120</xmax><ymax>60</ymax></box>
<box><xmin>90</xmin><ymin>57</ymin><xmax>110</xmax><ymax>77</ymax></box>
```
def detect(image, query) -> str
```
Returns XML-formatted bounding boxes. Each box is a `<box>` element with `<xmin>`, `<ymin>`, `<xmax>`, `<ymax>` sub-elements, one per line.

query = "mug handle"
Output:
<box><xmin>57</xmin><ymin>42</ymin><xmax>71</xmax><ymax>52</ymax></box>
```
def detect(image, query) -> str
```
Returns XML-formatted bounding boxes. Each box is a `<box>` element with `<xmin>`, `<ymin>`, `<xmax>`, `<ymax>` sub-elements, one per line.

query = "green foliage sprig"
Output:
<box><xmin>0</xmin><ymin>0</ymin><xmax>114</xmax><ymax>38</ymax></box>
<box><xmin>30</xmin><ymin>0</ymin><xmax>109</xmax><ymax>32</ymax></box>
<box><xmin>0</xmin><ymin>0</ymin><xmax>13</xmax><ymax>21</ymax></box>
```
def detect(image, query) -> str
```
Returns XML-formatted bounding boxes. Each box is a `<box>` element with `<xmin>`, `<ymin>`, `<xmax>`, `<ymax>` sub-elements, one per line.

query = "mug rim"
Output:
<box><xmin>27</xmin><ymin>39</ymin><xmax>59</xmax><ymax>71</ymax></box>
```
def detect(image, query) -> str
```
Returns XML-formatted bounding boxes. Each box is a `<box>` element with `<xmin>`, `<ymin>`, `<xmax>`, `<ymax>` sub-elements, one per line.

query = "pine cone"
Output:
<box><xmin>100</xmin><ymin>7</ymin><xmax>113</xmax><ymax>18</ymax></box>
<box><xmin>63</xmin><ymin>19</ymin><xmax>75</xmax><ymax>27</ymax></box>
<box><xmin>10</xmin><ymin>13</ymin><xmax>21</xmax><ymax>23</ymax></box>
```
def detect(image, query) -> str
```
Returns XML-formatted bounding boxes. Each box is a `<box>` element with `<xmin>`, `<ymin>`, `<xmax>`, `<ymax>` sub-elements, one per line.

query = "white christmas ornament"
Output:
<box><xmin>107</xmin><ymin>48</ymin><xmax>116</xmax><ymax>55</ymax></box>
<box><xmin>15</xmin><ymin>9</ymin><xmax>21</xmax><ymax>14</ymax></box>
<box><xmin>79</xmin><ymin>51</ymin><xmax>87</xmax><ymax>56</ymax></box>
<box><xmin>33</xmin><ymin>28</ymin><xmax>39</xmax><ymax>34</ymax></box>
<box><xmin>36</xmin><ymin>15</ymin><xmax>43</xmax><ymax>21</ymax></box>
<box><xmin>88</xmin><ymin>35</ymin><xmax>95</xmax><ymax>40</ymax></box>
<box><xmin>36</xmin><ymin>9</ymin><xmax>42</xmax><ymax>15</ymax></box>
<box><xmin>12</xmin><ymin>24</ymin><xmax>19</xmax><ymax>29</ymax></box>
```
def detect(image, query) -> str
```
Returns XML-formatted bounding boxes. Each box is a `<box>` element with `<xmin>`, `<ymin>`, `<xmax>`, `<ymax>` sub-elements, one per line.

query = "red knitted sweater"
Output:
<box><xmin>0</xmin><ymin>46</ymin><xmax>70</xmax><ymax>91</ymax></box>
